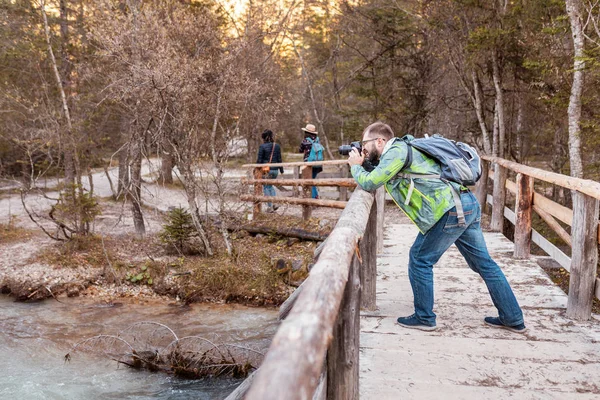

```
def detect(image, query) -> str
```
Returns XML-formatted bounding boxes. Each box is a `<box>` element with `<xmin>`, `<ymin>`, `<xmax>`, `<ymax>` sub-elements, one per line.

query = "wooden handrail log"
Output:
<box><xmin>483</xmin><ymin>156</ymin><xmax>600</xmax><ymax>201</ymax></box>
<box><xmin>241</xmin><ymin>194</ymin><xmax>347</xmax><ymax>209</ymax></box>
<box><xmin>242</xmin><ymin>178</ymin><xmax>357</xmax><ymax>187</ymax></box>
<box><xmin>242</xmin><ymin>159</ymin><xmax>349</xmax><ymax>168</ymax></box>
<box><xmin>245</xmin><ymin>188</ymin><xmax>375</xmax><ymax>400</ymax></box>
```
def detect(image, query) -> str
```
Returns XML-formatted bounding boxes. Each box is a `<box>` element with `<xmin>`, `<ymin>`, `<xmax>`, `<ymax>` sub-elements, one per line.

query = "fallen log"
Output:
<box><xmin>233</xmin><ymin>225</ymin><xmax>328</xmax><ymax>242</ymax></box>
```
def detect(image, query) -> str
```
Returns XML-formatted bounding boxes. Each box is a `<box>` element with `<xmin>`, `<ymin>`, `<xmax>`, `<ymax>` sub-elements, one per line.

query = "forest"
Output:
<box><xmin>1</xmin><ymin>0</ymin><xmax>600</xmax><ymax>300</ymax></box>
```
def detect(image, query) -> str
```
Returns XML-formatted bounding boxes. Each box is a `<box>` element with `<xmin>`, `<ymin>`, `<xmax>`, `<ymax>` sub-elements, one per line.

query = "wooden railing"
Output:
<box><xmin>226</xmin><ymin>186</ymin><xmax>384</xmax><ymax>400</ymax></box>
<box><xmin>241</xmin><ymin>160</ymin><xmax>354</xmax><ymax>220</ymax></box>
<box><xmin>476</xmin><ymin>156</ymin><xmax>600</xmax><ymax>320</ymax></box>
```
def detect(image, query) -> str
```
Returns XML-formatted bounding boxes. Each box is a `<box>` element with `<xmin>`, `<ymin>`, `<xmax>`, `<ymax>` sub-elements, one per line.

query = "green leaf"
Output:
<box><xmin>141</xmin><ymin>265</ymin><xmax>147</xmax><ymax>271</ymax></box>
<box><xmin>147</xmin><ymin>278</ymin><xmax>153</xmax><ymax>285</ymax></box>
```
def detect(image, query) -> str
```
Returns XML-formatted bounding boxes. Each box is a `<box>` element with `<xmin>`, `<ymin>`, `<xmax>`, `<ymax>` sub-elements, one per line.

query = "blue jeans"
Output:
<box><xmin>311</xmin><ymin>167</ymin><xmax>320</xmax><ymax>198</ymax></box>
<box><xmin>263</xmin><ymin>170</ymin><xmax>278</xmax><ymax>207</ymax></box>
<box><xmin>408</xmin><ymin>191</ymin><xmax>524</xmax><ymax>327</ymax></box>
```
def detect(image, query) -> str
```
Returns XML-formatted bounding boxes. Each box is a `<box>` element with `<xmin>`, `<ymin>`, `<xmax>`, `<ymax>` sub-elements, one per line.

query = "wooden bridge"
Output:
<box><xmin>230</xmin><ymin>156</ymin><xmax>600</xmax><ymax>399</ymax></box>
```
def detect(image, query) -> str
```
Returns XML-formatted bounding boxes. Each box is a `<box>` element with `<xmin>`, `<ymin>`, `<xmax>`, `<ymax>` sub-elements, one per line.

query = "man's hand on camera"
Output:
<box><xmin>348</xmin><ymin>148</ymin><xmax>364</xmax><ymax>167</ymax></box>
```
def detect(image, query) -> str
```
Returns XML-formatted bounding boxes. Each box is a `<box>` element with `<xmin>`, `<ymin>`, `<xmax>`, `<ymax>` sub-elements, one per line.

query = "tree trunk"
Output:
<box><xmin>185</xmin><ymin>185</ymin><xmax>214</xmax><ymax>257</ymax></box>
<box><xmin>492</xmin><ymin>102</ymin><xmax>499</xmax><ymax>157</ymax></box>
<box><xmin>472</xmin><ymin>70</ymin><xmax>492</xmax><ymax>154</ymax></box>
<box><xmin>515</xmin><ymin>90</ymin><xmax>524</xmax><ymax>162</ymax></box>
<box><xmin>129</xmin><ymin>139</ymin><xmax>145</xmax><ymax>237</ymax></box>
<box><xmin>565</xmin><ymin>0</ymin><xmax>585</xmax><ymax>178</ymax></box>
<box><xmin>117</xmin><ymin>148</ymin><xmax>130</xmax><ymax>199</ymax></box>
<box><xmin>160</xmin><ymin>149</ymin><xmax>173</xmax><ymax>185</ymax></box>
<box><xmin>492</xmin><ymin>48</ymin><xmax>506</xmax><ymax>158</ymax></box>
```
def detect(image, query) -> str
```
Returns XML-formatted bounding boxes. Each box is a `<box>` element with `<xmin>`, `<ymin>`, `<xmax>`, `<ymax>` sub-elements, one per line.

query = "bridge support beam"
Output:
<box><xmin>360</xmin><ymin>192</ymin><xmax>378</xmax><ymax>311</ymax></box>
<box><xmin>567</xmin><ymin>192</ymin><xmax>599</xmax><ymax>320</ymax></box>
<box><xmin>514</xmin><ymin>173</ymin><xmax>534</xmax><ymax>259</ymax></box>
<box><xmin>475</xmin><ymin>160</ymin><xmax>490</xmax><ymax>213</ymax></box>
<box><xmin>302</xmin><ymin>166</ymin><xmax>313</xmax><ymax>220</ymax></box>
<box><xmin>327</xmin><ymin>253</ymin><xmax>360</xmax><ymax>400</ymax></box>
<box><xmin>491</xmin><ymin>164</ymin><xmax>507</xmax><ymax>232</ymax></box>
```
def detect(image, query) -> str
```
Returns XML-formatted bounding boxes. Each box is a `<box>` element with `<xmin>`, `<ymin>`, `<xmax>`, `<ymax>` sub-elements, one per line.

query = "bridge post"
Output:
<box><xmin>566</xmin><ymin>192</ymin><xmax>599</xmax><ymax>320</ymax></box>
<box><xmin>339</xmin><ymin>165</ymin><xmax>349</xmax><ymax>201</ymax></box>
<box><xmin>360</xmin><ymin>192</ymin><xmax>378</xmax><ymax>311</ymax></box>
<box><xmin>475</xmin><ymin>159</ymin><xmax>490</xmax><ymax>212</ymax></box>
<box><xmin>376</xmin><ymin>187</ymin><xmax>385</xmax><ymax>253</ymax></box>
<box><xmin>253</xmin><ymin>167</ymin><xmax>262</xmax><ymax>215</ymax></box>
<box><xmin>302</xmin><ymin>166</ymin><xmax>313</xmax><ymax>220</ymax></box>
<box><xmin>514</xmin><ymin>173</ymin><xmax>533</xmax><ymax>259</ymax></box>
<box><xmin>327</xmin><ymin>252</ymin><xmax>360</xmax><ymax>400</ymax></box>
<box><xmin>293</xmin><ymin>166</ymin><xmax>300</xmax><ymax>197</ymax></box>
<box><xmin>491</xmin><ymin>163</ymin><xmax>507</xmax><ymax>232</ymax></box>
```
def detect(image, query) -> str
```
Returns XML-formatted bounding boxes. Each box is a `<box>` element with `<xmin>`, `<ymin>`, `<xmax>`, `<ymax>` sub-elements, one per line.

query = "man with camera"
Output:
<box><xmin>347</xmin><ymin>121</ymin><xmax>526</xmax><ymax>333</ymax></box>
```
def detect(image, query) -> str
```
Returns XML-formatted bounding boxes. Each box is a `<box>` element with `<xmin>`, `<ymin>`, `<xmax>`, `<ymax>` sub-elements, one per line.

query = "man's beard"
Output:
<box><xmin>362</xmin><ymin>149</ymin><xmax>380</xmax><ymax>172</ymax></box>
<box><xmin>366</xmin><ymin>149</ymin><xmax>379</xmax><ymax>163</ymax></box>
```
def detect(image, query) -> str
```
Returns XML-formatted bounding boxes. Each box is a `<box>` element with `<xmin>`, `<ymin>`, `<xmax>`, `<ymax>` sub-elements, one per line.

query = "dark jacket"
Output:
<box><xmin>257</xmin><ymin>142</ymin><xmax>284</xmax><ymax>173</ymax></box>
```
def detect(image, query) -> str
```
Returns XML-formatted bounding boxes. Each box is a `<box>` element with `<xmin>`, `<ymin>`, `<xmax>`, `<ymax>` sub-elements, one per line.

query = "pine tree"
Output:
<box><xmin>159</xmin><ymin>207</ymin><xmax>196</xmax><ymax>253</ymax></box>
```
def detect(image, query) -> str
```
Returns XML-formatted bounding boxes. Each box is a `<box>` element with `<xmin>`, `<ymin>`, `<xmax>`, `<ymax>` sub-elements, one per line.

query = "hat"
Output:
<box><xmin>301</xmin><ymin>123</ymin><xmax>318</xmax><ymax>135</ymax></box>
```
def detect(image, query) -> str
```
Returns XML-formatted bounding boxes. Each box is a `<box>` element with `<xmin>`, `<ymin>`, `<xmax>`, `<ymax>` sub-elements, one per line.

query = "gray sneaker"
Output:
<box><xmin>484</xmin><ymin>317</ymin><xmax>527</xmax><ymax>333</ymax></box>
<box><xmin>396</xmin><ymin>314</ymin><xmax>438</xmax><ymax>331</ymax></box>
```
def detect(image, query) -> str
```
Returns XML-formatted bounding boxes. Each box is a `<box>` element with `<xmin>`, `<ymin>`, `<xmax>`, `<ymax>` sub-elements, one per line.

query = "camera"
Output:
<box><xmin>338</xmin><ymin>141</ymin><xmax>362</xmax><ymax>156</ymax></box>
<box><xmin>339</xmin><ymin>141</ymin><xmax>377</xmax><ymax>172</ymax></box>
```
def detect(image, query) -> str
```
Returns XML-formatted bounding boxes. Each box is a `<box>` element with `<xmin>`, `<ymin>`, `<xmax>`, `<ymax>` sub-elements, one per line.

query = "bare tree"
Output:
<box><xmin>566</xmin><ymin>0</ymin><xmax>585</xmax><ymax>178</ymax></box>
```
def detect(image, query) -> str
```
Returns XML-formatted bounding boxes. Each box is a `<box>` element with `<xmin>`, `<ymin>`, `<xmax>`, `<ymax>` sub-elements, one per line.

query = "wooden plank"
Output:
<box><xmin>242</xmin><ymin>178</ymin><xmax>357</xmax><ymax>187</ymax></box>
<box><xmin>487</xmin><ymin>194</ymin><xmax>572</xmax><ymax>270</ymax></box>
<box><xmin>243</xmin><ymin>159</ymin><xmax>348</xmax><ymax>168</ymax></box>
<box><xmin>245</xmin><ymin>188</ymin><xmax>375</xmax><ymax>400</ymax></box>
<box><xmin>240</xmin><ymin>195</ymin><xmax>347</xmax><ymax>209</ymax></box>
<box><xmin>514</xmin><ymin>173</ymin><xmax>533</xmax><ymax>258</ymax></box>
<box><xmin>482</xmin><ymin>155</ymin><xmax>600</xmax><ymax>201</ymax></box>
<box><xmin>327</xmin><ymin>253</ymin><xmax>361</xmax><ymax>400</ymax></box>
<box><xmin>531</xmin><ymin>231</ymin><xmax>572</xmax><ymax>270</ymax></box>
<box><xmin>494</xmin><ymin>177</ymin><xmax>574</xmax><ymax>229</ymax></box>
<box><xmin>302</xmin><ymin>166</ymin><xmax>313</xmax><ymax>220</ymax></box>
<box><xmin>360</xmin><ymin>195</ymin><xmax>378</xmax><ymax>311</ymax></box>
<box><xmin>566</xmin><ymin>192</ymin><xmax>599</xmax><ymax>320</ymax></box>
<box><xmin>533</xmin><ymin>204</ymin><xmax>572</xmax><ymax>246</ymax></box>
<box><xmin>490</xmin><ymin>164</ymin><xmax>507</xmax><ymax>232</ymax></box>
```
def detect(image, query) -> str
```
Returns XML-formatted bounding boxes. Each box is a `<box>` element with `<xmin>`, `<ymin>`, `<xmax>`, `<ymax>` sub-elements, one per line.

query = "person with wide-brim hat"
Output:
<box><xmin>301</xmin><ymin>123</ymin><xmax>318</xmax><ymax>135</ymax></box>
<box><xmin>299</xmin><ymin>123</ymin><xmax>323</xmax><ymax>199</ymax></box>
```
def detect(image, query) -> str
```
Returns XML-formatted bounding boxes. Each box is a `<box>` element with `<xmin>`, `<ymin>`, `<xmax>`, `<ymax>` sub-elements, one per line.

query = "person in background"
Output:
<box><xmin>257</xmin><ymin>129</ymin><xmax>284</xmax><ymax>213</ymax></box>
<box><xmin>298</xmin><ymin>123</ymin><xmax>323</xmax><ymax>199</ymax></box>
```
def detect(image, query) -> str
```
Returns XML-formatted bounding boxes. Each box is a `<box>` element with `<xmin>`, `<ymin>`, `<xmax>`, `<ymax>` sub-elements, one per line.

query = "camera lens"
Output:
<box><xmin>338</xmin><ymin>145</ymin><xmax>353</xmax><ymax>155</ymax></box>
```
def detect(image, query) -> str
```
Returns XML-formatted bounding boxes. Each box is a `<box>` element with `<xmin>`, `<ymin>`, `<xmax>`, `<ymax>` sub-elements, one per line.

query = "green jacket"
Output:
<box><xmin>351</xmin><ymin>136</ymin><xmax>461</xmax><ymax>234</ymax></box>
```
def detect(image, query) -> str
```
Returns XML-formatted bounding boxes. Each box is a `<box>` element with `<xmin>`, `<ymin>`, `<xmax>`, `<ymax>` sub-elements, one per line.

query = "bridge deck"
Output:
<box><xmin>360</xmin><ymin>224</ymin><xmax>600</xmax><ymax>399</ymax></box>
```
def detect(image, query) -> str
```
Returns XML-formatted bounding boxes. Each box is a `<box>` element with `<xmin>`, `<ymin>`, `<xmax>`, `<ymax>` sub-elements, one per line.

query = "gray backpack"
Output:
<box><xmin>399</xmin><ymin>134</ymin><xmax>482</xmax><ymax>226</ymax></box>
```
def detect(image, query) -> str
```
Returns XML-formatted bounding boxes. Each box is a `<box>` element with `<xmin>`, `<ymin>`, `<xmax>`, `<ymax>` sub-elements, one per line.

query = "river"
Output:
<box><xmin>0</xmin><ymin>296</ymin><xmax>278</xmax><ymax>399</ymax></box>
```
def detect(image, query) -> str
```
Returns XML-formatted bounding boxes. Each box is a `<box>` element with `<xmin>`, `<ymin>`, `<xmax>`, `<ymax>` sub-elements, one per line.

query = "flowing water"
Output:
<box><xmin>0</xmin><ymin>296</ymin><xmax>279</xmax><ymax>399</ymax></box>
